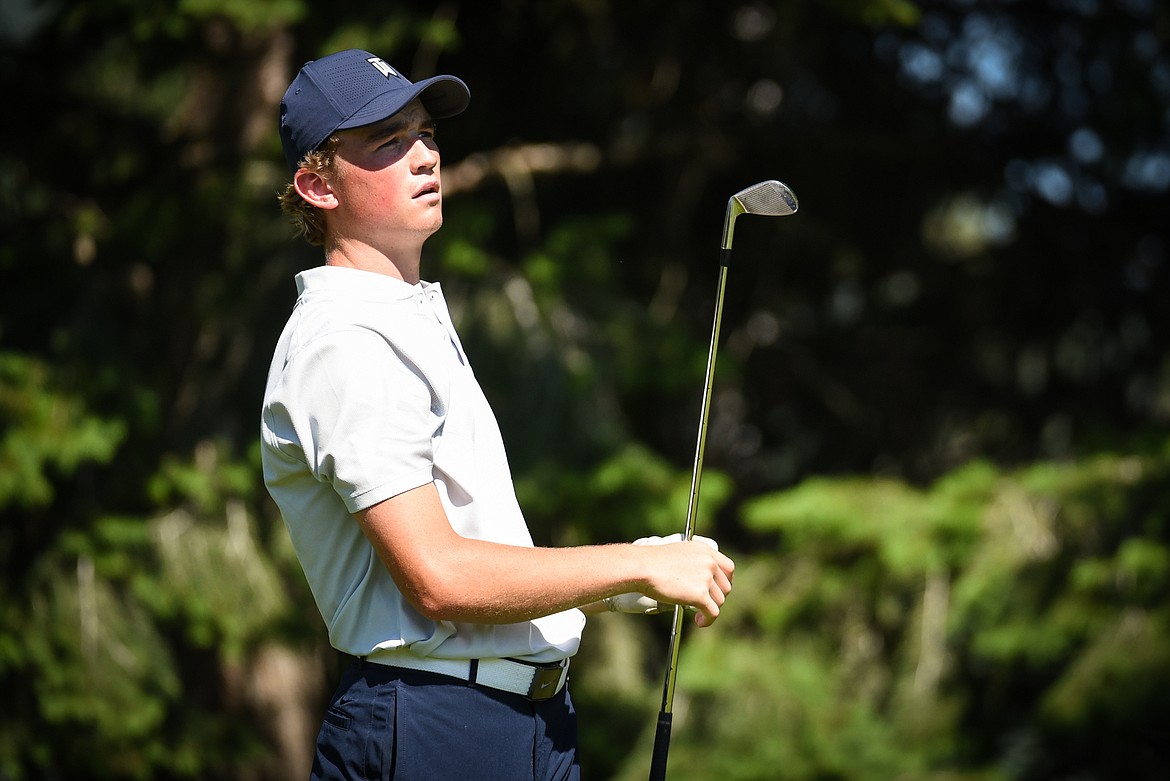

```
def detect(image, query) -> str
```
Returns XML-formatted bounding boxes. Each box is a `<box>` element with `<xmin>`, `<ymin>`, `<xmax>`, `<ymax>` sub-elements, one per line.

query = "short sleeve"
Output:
<box><xmin>264</xmin><ymin>327</ymin><xmax>446</xmax><ymax>513</ymax></box>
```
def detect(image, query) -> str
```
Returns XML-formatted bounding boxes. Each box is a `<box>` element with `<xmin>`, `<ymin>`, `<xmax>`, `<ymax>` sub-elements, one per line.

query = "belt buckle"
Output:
<box><xmin>525</xmin><ymin>662</ymin><xmax>565</xmax><ymax>701</ymax></box>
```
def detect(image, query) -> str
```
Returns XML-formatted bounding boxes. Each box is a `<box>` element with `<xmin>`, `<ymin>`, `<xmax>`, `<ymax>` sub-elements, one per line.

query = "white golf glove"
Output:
<box><xmin>603</xmin><ymin>533</ymin><xmax>719</xmax><ymax>615</ymax></box>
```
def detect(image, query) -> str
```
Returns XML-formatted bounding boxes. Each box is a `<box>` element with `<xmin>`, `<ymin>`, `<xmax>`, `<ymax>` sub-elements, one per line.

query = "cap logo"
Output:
<box><xmin>366</xmin><ymin>57</ymin><xmax>400</xmax><ymax>79</ymax></box>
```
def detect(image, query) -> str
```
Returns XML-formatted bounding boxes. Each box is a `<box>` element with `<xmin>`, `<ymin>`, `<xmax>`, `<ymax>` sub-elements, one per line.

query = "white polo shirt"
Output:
<box><xmin>261</xmin><ymin>266</ymin><xmax>584</xmax><ymax>663</ymax></box>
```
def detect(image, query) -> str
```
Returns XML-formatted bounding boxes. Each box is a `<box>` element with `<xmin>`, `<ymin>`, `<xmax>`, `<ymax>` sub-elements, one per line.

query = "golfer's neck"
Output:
<box><xmin>324</xmin><ymin>238</ymin><xmax>424</xmax><ymax>284</ymax></box>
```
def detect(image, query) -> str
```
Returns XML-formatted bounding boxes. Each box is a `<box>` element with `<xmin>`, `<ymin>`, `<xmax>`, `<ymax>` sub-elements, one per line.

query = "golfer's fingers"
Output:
<box><xmin>710</xmin><ymin>551</ymin><xmax>734</xmax><ymax>596</ymax></box>
<box><xmin>694</xmin><ymin>596</ymin><xmax>721</xmax><ymax>627</ymax></box>
<box><xmin>693</xmin><ymin>571</ymin><xmax>732</xmax><ymax>626</ymax></box>
<box><xmin>716</xmin><ymin>550</ymin><xmax>735</xmax><ymax>579</ymax></box>
<box><xmin>697</xmin><ymin>554</ymin><xmax>735</xmax><ymax>627</ymax></box>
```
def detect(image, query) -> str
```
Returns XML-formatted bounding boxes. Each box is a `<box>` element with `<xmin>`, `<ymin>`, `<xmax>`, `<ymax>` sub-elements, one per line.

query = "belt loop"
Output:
<box><xmin>468</xmin><ymin>659</ymin><xmax>479</xmax><ymax>687</ymax></box>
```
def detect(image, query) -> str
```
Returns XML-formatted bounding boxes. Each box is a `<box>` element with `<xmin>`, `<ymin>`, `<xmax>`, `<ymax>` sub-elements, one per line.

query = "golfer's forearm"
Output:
<box><xmin>356</xmin><ymin>483</ymin><xmax>688</xmax><ymax>624</ymax></box>
<box><xmin>406</xmin><ymin>540</ymin><xmax>646</xmax><ymax>623</ymax></box>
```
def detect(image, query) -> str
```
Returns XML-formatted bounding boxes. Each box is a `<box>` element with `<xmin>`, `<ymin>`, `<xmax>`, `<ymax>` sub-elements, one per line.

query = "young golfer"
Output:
<box><xmin>261</xmin><ymin>48</ymin><xmax>735</xmax><ymax>781</ymax></box>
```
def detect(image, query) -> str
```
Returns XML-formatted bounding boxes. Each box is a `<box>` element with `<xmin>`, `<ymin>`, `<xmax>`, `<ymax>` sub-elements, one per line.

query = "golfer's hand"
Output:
<box><xmin>605</xmin><ymin>535</ymin><xmax>718</xmax><ymax>615</ymax></box>
<box><xmin>632</xmin><ymin>534</ymin><xmax>734</xmax><ymax>627</ymax></box>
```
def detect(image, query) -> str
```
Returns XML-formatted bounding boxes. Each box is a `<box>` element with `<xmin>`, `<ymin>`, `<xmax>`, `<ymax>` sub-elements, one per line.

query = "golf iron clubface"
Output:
<box><xmin>648</xmin><ymin>180</ymin><xmax>799</xmax><ymax>781</ymax></box>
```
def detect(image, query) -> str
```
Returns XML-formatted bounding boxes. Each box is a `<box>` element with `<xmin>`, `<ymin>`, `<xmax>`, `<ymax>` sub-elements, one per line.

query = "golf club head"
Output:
<box><xmin>720</xmin><ymin>180</ymin><xmax>799</xmax><ymax>251</ymax></box>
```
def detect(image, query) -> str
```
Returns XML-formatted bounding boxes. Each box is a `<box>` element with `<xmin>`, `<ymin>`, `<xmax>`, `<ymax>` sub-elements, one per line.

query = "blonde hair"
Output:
<box><xmin>277</xmin><ymin>136</ymin><xmax>339</xmax><ymax>247</ymax></box>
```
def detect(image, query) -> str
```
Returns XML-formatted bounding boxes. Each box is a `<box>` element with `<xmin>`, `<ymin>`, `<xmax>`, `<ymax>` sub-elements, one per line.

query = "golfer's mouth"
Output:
<box><xmin>414</xmin><ymin>181</ymin><xmax>440</xmax><ymax>198</ymax></box>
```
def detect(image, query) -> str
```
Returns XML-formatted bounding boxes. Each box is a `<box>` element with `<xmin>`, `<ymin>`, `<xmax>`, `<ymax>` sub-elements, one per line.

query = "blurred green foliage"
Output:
<box><xmin>0</xmin><ymin>352</ymin><xmax>124</xmax><ymax>508</ymax></box>
<box><xmin>624</xmin><ymin>447</ymin><xmax>1170</xmax><ymax>781</ymax></box>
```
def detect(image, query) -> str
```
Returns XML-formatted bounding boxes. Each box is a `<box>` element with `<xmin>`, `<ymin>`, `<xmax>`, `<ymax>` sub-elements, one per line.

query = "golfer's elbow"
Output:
<box><xmin>400</xmin><ymin>567</ymin><xmax>473</xmax><ymax>621</ymax></box>
<box><xmin>410</xmin><ymin>589</ymin><xmax>463</xmax><ymax>621</ymax></box>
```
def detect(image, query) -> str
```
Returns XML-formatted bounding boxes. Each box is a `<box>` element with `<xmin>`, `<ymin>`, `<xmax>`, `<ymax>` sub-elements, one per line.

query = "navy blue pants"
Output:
<box><xmin>311</xmin><ymin>659</ymin><xmax>581</xmax><ymax>781</ymax></box>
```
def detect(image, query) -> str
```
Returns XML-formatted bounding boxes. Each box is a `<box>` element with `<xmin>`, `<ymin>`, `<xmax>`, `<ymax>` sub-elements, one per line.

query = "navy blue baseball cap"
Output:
<box><xmin>279</xmin><ymin>49</ymin><xmax>470</xmax><ymax>174</ymax></box>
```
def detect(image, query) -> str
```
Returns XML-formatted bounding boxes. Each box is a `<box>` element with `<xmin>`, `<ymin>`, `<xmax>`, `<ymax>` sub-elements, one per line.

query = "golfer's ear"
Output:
<box><xmin>294</xmin><ymin>168</ymin><xmax>338</xmax><ymax>210</ymax></box>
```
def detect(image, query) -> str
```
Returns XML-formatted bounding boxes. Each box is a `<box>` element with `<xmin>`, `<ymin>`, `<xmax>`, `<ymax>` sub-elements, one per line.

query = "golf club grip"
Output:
<box><xmin>648</xmin><ymin>711</ymin><xmax>673</xmax><ymax>781</ymax></box>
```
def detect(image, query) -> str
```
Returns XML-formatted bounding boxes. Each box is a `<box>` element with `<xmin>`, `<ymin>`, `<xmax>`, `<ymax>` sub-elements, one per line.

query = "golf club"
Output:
<box><xmin>648</xmin><ymin>180</ymin><xmax>799</xmax><ymax>781</ymax></box>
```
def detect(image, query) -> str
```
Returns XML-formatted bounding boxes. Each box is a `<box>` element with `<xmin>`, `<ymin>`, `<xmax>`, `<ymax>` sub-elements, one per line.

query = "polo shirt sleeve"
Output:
<box><xmin>268</xmin><ymin>326</ymin><xmax>444</xmax><ymax>514</ymax></box>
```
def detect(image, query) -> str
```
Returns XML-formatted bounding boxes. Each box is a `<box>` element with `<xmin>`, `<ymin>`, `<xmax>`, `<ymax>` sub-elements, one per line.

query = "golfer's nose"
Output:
<box><xmin>411</xmin><ymin>136</ymin><xmax>439</xmax><ymax>171</ymax></box>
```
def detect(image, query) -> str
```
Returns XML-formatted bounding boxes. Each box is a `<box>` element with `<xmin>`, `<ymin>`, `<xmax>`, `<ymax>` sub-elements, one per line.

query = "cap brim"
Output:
<box><xmin>339</xmin><ymin>75</ymin><xmax>470</xmax><ymax>130</ymax></box>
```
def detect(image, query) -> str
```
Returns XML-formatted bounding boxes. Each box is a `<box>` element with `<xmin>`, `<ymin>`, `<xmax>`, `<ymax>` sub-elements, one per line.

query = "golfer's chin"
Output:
<box><xmin>416</xmin><ymin>201</ymin><xmax>444</xmax><ymax>233</ymax></box>
<box><xmin>402</xmin><ymin>209</ymin><xmax>443</xmax><ymax>241</ymax></box>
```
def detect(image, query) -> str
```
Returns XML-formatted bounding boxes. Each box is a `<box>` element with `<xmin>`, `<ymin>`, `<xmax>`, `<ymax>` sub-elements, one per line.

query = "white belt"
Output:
<box><xmin>362</xmin><ymin>650</ymin><xmax>570</xmax><ymax>702</ymax></box>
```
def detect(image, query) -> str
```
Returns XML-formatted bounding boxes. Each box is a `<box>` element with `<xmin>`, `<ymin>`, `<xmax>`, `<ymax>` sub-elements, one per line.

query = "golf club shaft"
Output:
<box><xmin>648</xmin><ymin>263</ymin><xmax>729</xmax><ymax>781</ymax></box>
<box><xmin>646</xmin><ymin>179</ymin><xmax>797</xmax><ymax>781</ymax></box>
